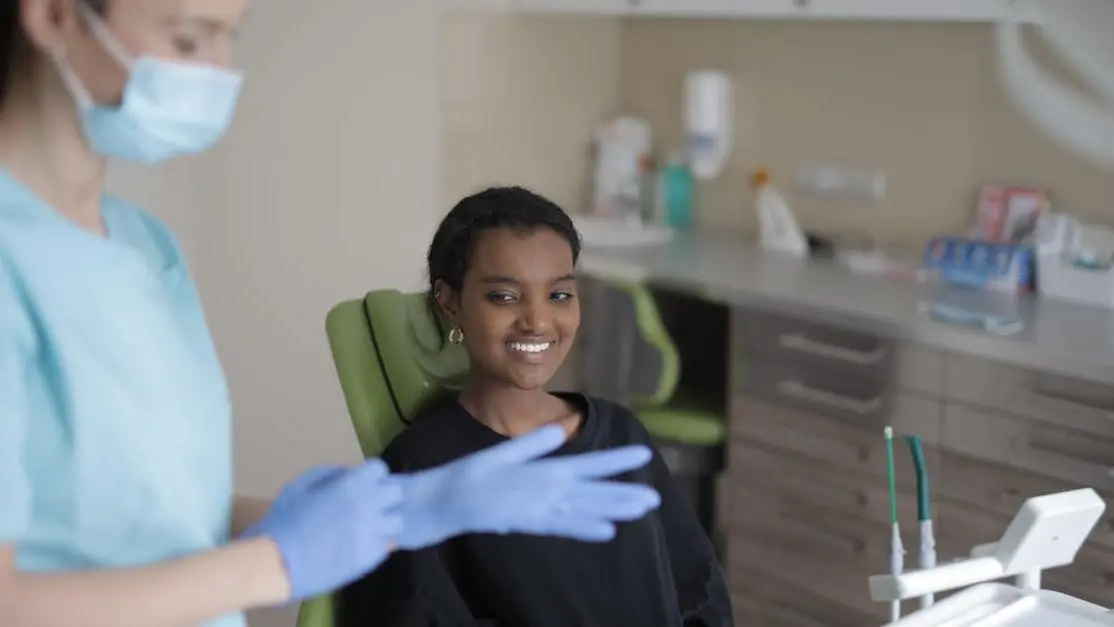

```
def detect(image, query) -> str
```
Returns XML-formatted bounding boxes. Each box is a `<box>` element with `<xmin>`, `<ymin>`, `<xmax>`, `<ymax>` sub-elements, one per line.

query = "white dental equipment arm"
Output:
<box><xmin>869</xmin><ymin>488</ymin><xmax>1112</xmax><ymax>626</ymax></box>
<box><xmin>996</xmin><ymin>0</ymin><xmax>1114</xmax><ymax>169</ymax></box>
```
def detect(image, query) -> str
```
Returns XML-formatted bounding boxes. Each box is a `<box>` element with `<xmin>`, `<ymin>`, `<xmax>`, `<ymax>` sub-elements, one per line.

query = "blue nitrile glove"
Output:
<box><xmin>386</xmin><ymin>424</ymin><xmax>661</xmax><ymax>550</ymax></box>
<box><xmin>242</xmin><ymin>459</ymin><xmax>405</xmax><ymax>601</ymax></box>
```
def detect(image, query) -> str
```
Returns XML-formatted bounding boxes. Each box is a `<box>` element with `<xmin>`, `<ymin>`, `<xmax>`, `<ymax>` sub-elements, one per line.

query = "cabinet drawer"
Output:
<box><xmin>726</xmin><ymin>566</ymin><xmax>875</xmax><ymax>627</ymax></box>
<box><xmin>939</xmin><ymin>449</ymin><xmax>1114</xmax><ymax>553</ymax></box>
<box><xmin>943</xmin><ymin>403</ymin><xmax>1114</xmax><ymax>493</ymax></box>
<box><xmin>721</xmin><ymin>440</ymin><xmax>928</xmax><ymax>545</ymax></box>
<box><xmin>719</xmin><ymin>477</ymin><xmax>922</xmax><ymax>583</ymax></box>
<box><xmin>735</xmin><ymin>356</ymin><xmax>892</xmax><ymax>424</ymax></box>
<box><xmin>937</xmin><ymin>501</ymin><xmax>1114</xmax><ymax>608</ymax></box>
<box><xmin>728</xmin><ymin>592</ymin><xmax>763</xmax><ymax>627</ymax></box>
<box><xmin>731</xmin><ymin>307</ymin><xmax>945</xmax><ymax>396</ymax></box>
<box><xmin>733</xmin><ymin>306</ymin><xmax>893</xmax><ymax>376</ymax></box>
<box><xmin>726</xmin><ymin>532</ymin><xmax>898</xmax><ymax>623</ymax></box>
<box><xmin>946</xmin><ymin>354</ymin><xmax>1114</xmax><ymax>437</ymax></box>
<box><xmin>729</xmin><ymin>395</ymin><xmax>943</xmax><ymax>483</ymax></box>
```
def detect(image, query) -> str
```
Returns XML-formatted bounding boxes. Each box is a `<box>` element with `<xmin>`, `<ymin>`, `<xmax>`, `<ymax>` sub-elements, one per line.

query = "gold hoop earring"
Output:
<box><xmin>448</xmin><ymin>326</ymin><xmax>464</xmax><ymax>346</ymax></box>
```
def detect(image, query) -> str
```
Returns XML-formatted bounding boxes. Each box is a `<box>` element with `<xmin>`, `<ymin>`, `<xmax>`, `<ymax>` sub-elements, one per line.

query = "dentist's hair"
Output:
<box><xmin>426</xmin><ymin>186</ymin><xmax>581</xmax><ymax>307</ymax></box>
<box><xmin>0</xmin><ymin>0</ymin><xmax>108</xmax><ymax>108</ymax></box>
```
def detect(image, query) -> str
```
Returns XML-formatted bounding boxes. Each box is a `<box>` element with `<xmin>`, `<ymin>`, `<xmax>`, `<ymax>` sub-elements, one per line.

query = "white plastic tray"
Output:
<box><xmin>892</xmin><ymin>583</ymin><xmax>1114</xmax><ymax>627</ymax></box>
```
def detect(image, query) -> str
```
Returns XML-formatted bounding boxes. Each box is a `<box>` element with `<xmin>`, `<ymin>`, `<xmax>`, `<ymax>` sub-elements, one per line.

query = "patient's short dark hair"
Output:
<box><xmin>426</xmin><ymin>186</ymin><xmax>581</xmax><ymax>304</ymax></box>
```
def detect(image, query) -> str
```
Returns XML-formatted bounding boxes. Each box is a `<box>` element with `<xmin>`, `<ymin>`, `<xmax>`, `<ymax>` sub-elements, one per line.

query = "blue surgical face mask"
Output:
<box><xmin>53</xmin><ymin>4</ymin><xmax>244</xmax><ymax>164</ymax></box>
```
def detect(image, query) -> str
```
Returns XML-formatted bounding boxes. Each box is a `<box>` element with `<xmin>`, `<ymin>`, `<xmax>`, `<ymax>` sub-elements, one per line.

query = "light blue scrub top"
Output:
<box><xmin>0</xmin><ymin>170</ymin><xmax>244</xmax><ymax>627</ymax></box>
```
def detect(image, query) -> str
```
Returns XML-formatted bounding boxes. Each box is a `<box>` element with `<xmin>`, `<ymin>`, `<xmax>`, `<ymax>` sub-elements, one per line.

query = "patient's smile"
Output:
<box><xmin>507</xmin><ymin>340</ymin><xmax>551</xmax><ymax>353</ymax></box>
<box><xmin>507</xmin><ymin>339</ymin><xmax>553</xmax><ymax>363</ymax></box>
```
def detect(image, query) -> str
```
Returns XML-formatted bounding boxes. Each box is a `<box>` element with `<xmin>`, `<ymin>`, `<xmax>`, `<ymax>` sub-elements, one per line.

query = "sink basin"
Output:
<box><xmin>572</xmin><ymin>215</ymin><xmax>675</xmax><ymax>248</ymax></box>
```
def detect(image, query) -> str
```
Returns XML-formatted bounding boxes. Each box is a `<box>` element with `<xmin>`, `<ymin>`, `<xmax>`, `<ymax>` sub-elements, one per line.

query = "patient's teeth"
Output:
<box><xmin>508</xmin><ymin>341</ymin><xmax>551</xmax><ymax>353</ymax></box>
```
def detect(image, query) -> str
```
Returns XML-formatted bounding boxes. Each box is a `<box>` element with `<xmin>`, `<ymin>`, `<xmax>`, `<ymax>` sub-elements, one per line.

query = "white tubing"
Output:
<box><xmin>996</xmin><ymin>19</ymin><xmax>1114</xmax><ymax>169</ymax></box>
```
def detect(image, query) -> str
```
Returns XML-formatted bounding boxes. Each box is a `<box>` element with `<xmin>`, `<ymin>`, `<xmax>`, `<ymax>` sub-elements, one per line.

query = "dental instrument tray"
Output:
<box><xmin>887</xmin><ymin>582</ymin><xmax>1114</xmax><ymax>626</ymax></box>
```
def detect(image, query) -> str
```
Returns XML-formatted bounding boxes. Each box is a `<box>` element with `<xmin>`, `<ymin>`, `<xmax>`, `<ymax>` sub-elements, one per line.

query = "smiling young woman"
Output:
<box><xmin>338</xmin><ymin>185</ymin><xmax>734</xmax><ymax>627</ymax></box>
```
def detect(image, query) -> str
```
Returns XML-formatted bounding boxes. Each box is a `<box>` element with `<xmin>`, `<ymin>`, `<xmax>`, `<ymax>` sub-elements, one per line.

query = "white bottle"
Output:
<box><xmin>753</xmin><ymin>168</ymin><xmax>808</xmax><ymax>257</ymax></box>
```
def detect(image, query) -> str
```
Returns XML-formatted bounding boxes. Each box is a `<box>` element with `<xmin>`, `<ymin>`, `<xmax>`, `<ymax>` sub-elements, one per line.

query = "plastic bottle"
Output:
<box><xmin>752</xmin><ymin>167</ymin><xmax>807</xmax><ymax>257</ymax></box>
<box><xmin>660</xmin><ymin>153</ymin><xmax>694</xmax><ymax>230</ymax></box>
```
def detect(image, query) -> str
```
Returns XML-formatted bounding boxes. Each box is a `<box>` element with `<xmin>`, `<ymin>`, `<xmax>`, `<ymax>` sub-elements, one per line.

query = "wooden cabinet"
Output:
<box><xmin>722</xmin><ymin>396</ymin><xmax>943</xmax><ymax>623</ymax></box>
<box><xmin>722</xmin><ymin>302</ymin><xmax>1114</xmax><ymax>625</ymax></box>
<box><xmin>935</xmin><ymin>364</ymin><xmax>1114</xmax><ymax>609</ymax></box>
<box><xmin>722</xmin><ymin>305</ymin><xmax>945</xmax><ymax>624</ymax></box>
<box><xmin>512</xmin><ymin>0</ymin><xmax>1020</xmax><ymax>21</ymax></box>
<box><xmin>935</xmin><ymin>447</ymin><xmax>1114</xmax><ymax>608</ymax></box>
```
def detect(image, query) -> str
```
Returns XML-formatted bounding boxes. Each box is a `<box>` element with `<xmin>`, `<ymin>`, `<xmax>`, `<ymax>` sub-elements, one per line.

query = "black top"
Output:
<box><xmin>338</xmin><ymin>392</ymin><xmax>733</xmax><ymax>627</ymax></box>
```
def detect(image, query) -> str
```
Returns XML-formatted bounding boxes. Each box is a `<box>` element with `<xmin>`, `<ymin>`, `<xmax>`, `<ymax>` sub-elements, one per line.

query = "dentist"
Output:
<box><xmin>0</xmin><ymin>1</ymin><xmax>662</xmax><ymax>627</ymax></box>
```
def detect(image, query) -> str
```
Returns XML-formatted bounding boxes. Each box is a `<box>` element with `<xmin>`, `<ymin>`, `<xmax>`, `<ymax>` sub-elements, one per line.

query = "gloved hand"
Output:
<box><xmin>386</xmin><ymin>424</ymin><xmax>661</xmax><ymax>550</ymax></box>
<box><xmin>242</xmin><ymin>459</ymin><xmax>405</xmax><ymax>601</ymax></box>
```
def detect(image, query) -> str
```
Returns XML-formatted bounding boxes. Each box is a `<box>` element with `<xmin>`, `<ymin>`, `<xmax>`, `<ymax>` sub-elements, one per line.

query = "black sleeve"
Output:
<box><xmin>649</xmin><ymin>447</ymin><xmax>734</xmax><ymax>627</ymax></box>
<box><xmin>338</xmin><ymin>428</ymin><xmax>480</xmax><ymax>627</ymax></box>
<box><xmin>338</xmin><ymin>546</ymin><xmax>477</xmax><ymax>627</ymax></box>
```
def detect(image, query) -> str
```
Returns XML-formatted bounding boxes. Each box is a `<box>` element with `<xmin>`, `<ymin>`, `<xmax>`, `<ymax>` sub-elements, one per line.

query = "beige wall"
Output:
<box><xmin>621</xmin><ymin>19</ymin><xmax>1114</xmax><ymax>251</ymax></box>
<box><xmin>190</xmin><ymin>2</ymin><xmax>444</xmax><ymax>625</ymax></box>
<box><xmin>440</xmin><ymin>13</ymin><xmax>624</xmax><ymax>210</ymax></box>
<box><xmin>201</xmin><ymin>0</ymin><xmax>442</xmax><ymax>513</ymax></box>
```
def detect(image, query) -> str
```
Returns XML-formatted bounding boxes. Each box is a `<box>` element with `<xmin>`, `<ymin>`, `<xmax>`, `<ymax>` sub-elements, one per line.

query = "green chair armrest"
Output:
<box><xmin>635</xmin><ymin>408</ymin><xmax>727</xmax><ymax>447</ymax></box>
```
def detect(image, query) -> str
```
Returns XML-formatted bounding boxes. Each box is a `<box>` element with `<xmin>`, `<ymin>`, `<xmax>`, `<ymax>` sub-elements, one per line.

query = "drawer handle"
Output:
<box><xmin>779</xmin><ymin>333</ymin><xmax>888</xmax><ymax>366</ymax></box>
<box><xmin>1023</xmin><ymin>435</ymin><xmax>1114</xmax><ymax>485</ymax></box>
<box><xmin>1031</xmin><ymin>385</ymin><xmax>1114</xmax><ymax>415</ymax></box>
<box><xmin>777</xmin><ymin>380</ymin><xmax>883</xmax><ymax>415</ymax></box>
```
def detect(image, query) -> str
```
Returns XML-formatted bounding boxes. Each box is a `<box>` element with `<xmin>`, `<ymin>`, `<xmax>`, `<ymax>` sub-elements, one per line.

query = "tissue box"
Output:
<box><xmin>1038</xmin><ymin>254</ymin><xmax>1114</xmax><ymax>309</ymax></box>
<box><xmin>923</xmin><ymin>236</ymin><xmax>1035</xmax><ymax>292</ymax></box>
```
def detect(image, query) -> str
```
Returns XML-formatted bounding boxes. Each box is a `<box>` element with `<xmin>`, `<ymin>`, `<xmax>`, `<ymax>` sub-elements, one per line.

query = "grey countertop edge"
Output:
<box><xmin>576</xmin><ymin>230</ymin><xmax>1114</xmax><ymax>386</ymax></box>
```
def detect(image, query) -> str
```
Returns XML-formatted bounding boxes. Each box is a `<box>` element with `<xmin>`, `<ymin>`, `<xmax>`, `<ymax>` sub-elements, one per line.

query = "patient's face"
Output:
<box><xmin>454</xmin><ymin>227</ymin><xmax>579</xmax><ymax>391</ymax></box>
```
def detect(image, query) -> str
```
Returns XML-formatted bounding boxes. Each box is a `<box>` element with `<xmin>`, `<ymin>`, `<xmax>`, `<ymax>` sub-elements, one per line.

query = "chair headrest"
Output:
<box><xmin>364</xmin><ymin>290</ymin><xmax>470</xmax><ymax>420</ymax></box>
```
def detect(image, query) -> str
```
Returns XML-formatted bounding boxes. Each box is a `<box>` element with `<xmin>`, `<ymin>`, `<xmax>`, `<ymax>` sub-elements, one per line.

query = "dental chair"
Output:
<box><xmin>296</xmin><ymin>289</ymin><xmax>468</xmax><ymax>627</ymax></box>
<box><xmin>301</xmin><ymin>282</ymin><xmax>726</xmax><ymax>627</ymax></box>
<box><xmin>577</xmin><ymin>278</ymin><xmax>727</xmax><ymax>542</ymax></box>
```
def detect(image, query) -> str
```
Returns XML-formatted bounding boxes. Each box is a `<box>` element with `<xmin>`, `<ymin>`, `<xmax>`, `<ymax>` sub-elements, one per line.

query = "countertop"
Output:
<box><xmin>577</xmin><ymin>229</ymin><xmax>1114</xmax><ymax>385</ymax></box>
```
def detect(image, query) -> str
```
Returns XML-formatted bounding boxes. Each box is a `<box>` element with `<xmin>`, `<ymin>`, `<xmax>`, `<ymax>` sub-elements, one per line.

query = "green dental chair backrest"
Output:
<box><xmin>577</xmin><ymin>278</ymin><xmax>679</xmax><ymax>407</ymax></box>
<box><xmin>297</xmin><ymin>289</ymin><xmax>469</xmax><ymax>627</ymax></box>
<box><xmin>578</xmin><ymin>278</ymin><xmax>727</xmax><ymax>449</ymax></box>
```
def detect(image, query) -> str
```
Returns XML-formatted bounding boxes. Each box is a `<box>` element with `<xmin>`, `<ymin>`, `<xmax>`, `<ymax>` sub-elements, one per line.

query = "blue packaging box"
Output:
<box><xmin>923</xmin><ymin>236</ymin><xmax>1035</xmax><ymax>292</ymax></box>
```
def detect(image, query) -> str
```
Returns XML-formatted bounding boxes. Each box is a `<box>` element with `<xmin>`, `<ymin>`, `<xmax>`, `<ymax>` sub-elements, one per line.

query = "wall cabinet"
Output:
<box><xmin>514</xmin><ymin>0</ymin><xmax>1020</xmax><ymax>21</ymax></box>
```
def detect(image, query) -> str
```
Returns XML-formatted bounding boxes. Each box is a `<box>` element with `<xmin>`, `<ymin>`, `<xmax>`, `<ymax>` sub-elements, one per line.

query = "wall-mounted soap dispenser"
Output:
<box><xmin>683</xmin><ymin>70</ymin><xmax>734</xmax><ymax>181</ymax></box>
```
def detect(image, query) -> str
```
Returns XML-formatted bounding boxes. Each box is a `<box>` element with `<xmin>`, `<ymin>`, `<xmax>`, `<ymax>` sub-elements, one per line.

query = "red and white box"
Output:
<box><xmin>971</xmin><ymin>185</ymin><xmax>1050</xmax><ymax>243</ymax></box>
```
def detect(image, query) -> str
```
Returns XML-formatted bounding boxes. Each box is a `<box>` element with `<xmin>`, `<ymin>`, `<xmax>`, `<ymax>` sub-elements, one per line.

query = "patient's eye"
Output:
<box><xmin>550</xmin><ymin>291</ymin><xmax>575</xmax><ymax>303</ymax></box>
<box><xmin>486</xmin><ymin>291</ymin><xmax>517</xmax><ymax>304</ymax></box>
